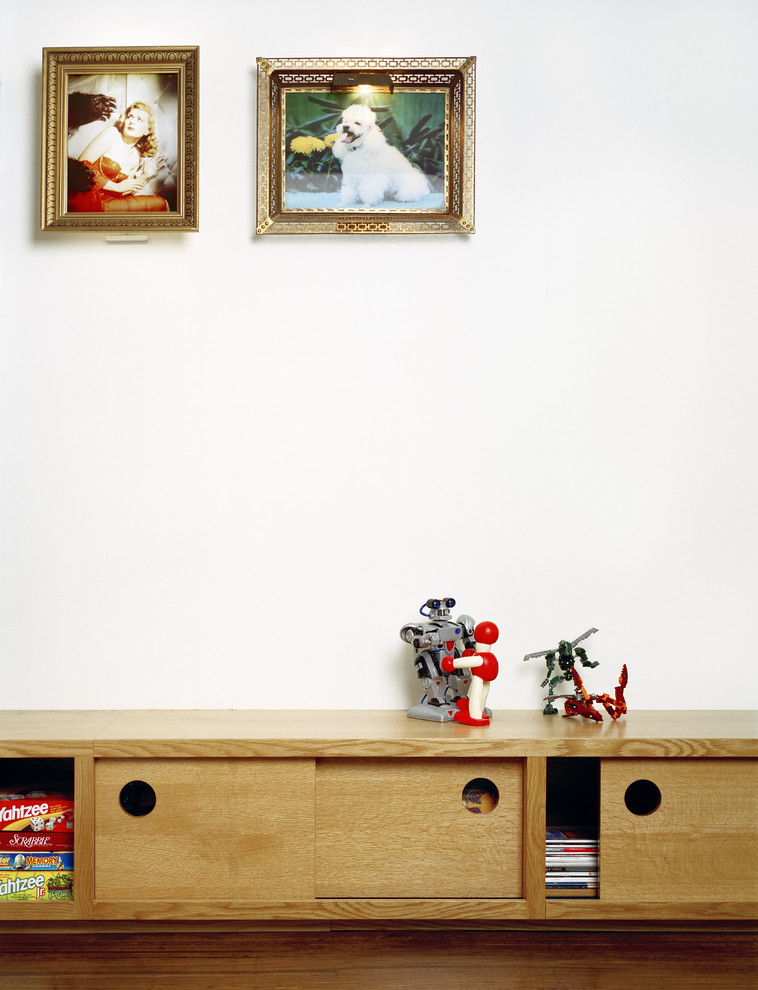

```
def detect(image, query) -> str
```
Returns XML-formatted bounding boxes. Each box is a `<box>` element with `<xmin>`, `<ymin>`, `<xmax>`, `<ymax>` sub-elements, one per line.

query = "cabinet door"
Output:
<box><xmin>600</xmin><ymin>758</ymin><xmax>758</xmax><ymax>903</ymax></box>
<box><xmin>95</xmin><ymin>759</ymin><xmax>315</xmax><ymax>901</ymax></box>
<box><xmin>316</xmin><ymin>758</ymin><xmax>522</xmax><ymax>898</ymax></box>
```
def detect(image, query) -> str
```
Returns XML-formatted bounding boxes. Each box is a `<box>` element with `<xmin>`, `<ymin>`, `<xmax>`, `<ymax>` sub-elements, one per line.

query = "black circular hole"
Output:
<box><xmin>119</xmin><ymin>780</ymin><xmax>157</xmax><ymax>817</ymax></box>
<box><xmin>624</xmin><ymin>778</ymin><xmax>661</xmax><ymax>816</ymax></box>
<box><xmin>462</xmin><ymin>777</ymin><xmax>499</xmax><ymax>814</ymax></box>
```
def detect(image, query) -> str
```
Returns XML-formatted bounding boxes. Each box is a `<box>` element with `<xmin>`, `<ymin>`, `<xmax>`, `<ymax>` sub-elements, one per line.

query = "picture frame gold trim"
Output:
<box><xmin>257</xmin><ymin>57</ymin><xmax>475</xmax><ymax>235</ymax></box>
<box><xmin>41</xmin><ymin>47</ymin><xmax>199</xmax><ymax>232</ymax></box>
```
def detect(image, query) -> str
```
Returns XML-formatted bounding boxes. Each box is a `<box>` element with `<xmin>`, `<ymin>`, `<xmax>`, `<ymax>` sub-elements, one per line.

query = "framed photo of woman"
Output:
<box><xmin>257</xmin><ymin>57</ymin><xmax>476</xmax><ymax>235</ymax></box>
<box><xmin>41</xmin><ymin>47</ymin><xmax>199</xmax><ymax>232</ymax></box>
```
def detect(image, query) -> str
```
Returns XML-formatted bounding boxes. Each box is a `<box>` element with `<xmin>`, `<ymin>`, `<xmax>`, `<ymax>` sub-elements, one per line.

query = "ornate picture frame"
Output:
<box><xmin>41</xmin><ymin>47</ymin><xmax>199</xmax><ymax>233</ymax></box>
<box><xmin>256</xmin><ymin>57</ymin><xmax>476</xmax><ymax>235</ymax></box>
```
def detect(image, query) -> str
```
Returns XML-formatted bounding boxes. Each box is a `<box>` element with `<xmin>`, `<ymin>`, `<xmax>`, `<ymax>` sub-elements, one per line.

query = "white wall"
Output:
<box><xmin>1</xmin><ymin>0</ymin><xmax>756</xmax><ymax>712</ymax></box>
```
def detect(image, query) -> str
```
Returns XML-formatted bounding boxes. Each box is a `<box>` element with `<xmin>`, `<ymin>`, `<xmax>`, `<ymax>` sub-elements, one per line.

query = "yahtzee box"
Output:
<box><xmin>0</xmin><ymin>870</ymin><xmax>74</xmax><ymax>902</ymax></box>
<box><xmin>0</xmin><ymin>792</ymin><xmax>74</xmax><ymax>832</ymax></box>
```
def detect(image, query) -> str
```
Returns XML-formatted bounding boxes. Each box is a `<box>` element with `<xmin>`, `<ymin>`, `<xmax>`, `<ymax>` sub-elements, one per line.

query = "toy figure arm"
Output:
<box><xmin>457</xmin><ymin>614</ymin><xmax>476</xmax><ymax>651</ymax></box>
<box><xmin>572</xmin><ymin>667</ymin><xmax>591</xmax><ymax>701</ymax></box>
<box><xmin>575</xmin><ymin>647</ymin><xmax>599</xmax><ymax>669</ymax></box>
<box><xmin>441</xmin><ymin>652</ymin><xmax>483</xmax><ymax>673</ymax></box>
<box><xmin>400</xmin><ymin>624</ymin><xmax>445</xmax><ymax>651</ymax></box>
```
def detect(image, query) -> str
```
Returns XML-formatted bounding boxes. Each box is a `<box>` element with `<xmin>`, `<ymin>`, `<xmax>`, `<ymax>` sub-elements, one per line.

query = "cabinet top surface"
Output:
<box><xmin>0</xmin><ymin>710</ymin><xmax>755</xmax><ymax>757</ymax></box>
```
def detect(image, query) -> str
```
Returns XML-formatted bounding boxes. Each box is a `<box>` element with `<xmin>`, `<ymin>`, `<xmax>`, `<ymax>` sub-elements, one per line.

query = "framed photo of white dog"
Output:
<box><xmin>256</xmin><ymin>57</ymin><xmax>475</xmax><ymax>235</ymax></box>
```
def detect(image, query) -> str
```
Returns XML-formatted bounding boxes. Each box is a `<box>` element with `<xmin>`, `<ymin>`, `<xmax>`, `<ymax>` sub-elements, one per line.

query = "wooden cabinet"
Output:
<box><xmin>0</xmin><ymin>710</ymin><xmax>756</xmax><ymax>928</ymax></box>
<box><xmin>95</xmin><ymin>758</ymin><xmax>316</xmax><ymax>904</ymax></box>
<box><xmin>316</xmin><ymin>758</ymin><xmax>522</xmax><ymax>898</ymax></box>
<box><xmin>599</xmin><ymin>758</ymin><xmax>758</xmax><ymax>904</ymax></box>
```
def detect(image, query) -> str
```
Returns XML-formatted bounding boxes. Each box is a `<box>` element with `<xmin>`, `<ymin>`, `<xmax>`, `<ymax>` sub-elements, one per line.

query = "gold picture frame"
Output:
<box><xmin>257</xmin><ymin>57</ymin><xmax>475</xmax><ymax>235</ymax></box>
<box><xmin>41</xmin><ymin>47</ymin><xmax>199</xmax><ymax>232</ymax></box>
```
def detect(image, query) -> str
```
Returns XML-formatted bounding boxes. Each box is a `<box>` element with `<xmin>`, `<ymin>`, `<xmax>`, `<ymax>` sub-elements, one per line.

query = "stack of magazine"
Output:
<box><xmin>545</xmin><ymin>826</ymin><xmax>598</xmax><ymax>896</ymax></box>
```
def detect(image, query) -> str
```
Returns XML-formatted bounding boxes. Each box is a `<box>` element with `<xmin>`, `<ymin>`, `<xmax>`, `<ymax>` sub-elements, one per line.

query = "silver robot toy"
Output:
<box><xmin>400</xmin><ymin>597</ymin><xmax>477</xmax><ymax>721</ymax></box>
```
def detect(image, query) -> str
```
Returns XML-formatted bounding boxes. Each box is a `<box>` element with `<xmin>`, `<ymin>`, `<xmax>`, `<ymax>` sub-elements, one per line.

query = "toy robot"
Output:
<box><xmin>523</xmin><ymin>627</ymin><xmax>628</xmax><ymax>721</ymax></box>
<box><xmin>524</xmin><ymin>628</ymin><xmax>600</xmax><ymax>715</ymax></box>
<box><xmin>560</xmin><ymin>663</ymin><xmax>628</xmax><ymax>722</ymax></box>
<box><xmin>442</xmin><ymin>620</ymin><xmax>499</xmax><ymax>725</ymax></box>
<box><xmin>400</xmin><ymin>598</ymin><xmax>477</xmax><ymax>722</ymax></box>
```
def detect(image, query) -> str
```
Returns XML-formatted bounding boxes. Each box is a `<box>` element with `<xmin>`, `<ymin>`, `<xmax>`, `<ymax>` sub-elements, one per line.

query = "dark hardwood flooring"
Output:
<box><xmin>1</xmin><ymin>931</ymin><xmax>756</xmax><ymax>989</ymax></box>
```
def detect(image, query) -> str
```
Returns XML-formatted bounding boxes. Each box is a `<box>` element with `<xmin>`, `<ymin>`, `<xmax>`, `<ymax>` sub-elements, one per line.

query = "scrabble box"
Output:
<box><xmin>0</xmin><ymin>830</ymin><xmax>74</xmax><ymax>853</ymax></box>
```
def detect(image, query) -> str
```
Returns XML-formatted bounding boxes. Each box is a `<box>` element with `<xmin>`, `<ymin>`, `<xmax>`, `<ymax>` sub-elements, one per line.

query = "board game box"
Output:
<box><xmin>0</xmin><ymin>852</ymin><xmax>74</xmax><ymax>872</ymax></box>
<box><xmin>0</xmin><ymin>870</ymin><xmax>74</xmax><ymax>902</ymax></box>
<box><xmin>0</xmin><ymin>792</ymin><xmax>74</xmax><ymax>832</ymax></box>
<box><xmin>0</xmin><ymin>830</ymin><xmax>74</xmax><ymax>853</ymax></box>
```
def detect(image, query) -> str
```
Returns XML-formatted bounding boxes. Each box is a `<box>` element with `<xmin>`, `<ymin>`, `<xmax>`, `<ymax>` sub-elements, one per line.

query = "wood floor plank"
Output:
<box><xmin>0</xmin><ymin>932</ymin><xmax>755</xmax><ymax>990</ymax></box>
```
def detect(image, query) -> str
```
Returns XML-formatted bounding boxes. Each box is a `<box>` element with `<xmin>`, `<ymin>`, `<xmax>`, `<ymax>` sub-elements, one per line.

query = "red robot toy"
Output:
<box><xmin>441</xmin><ymin>620</ymin><xmax>499</xmax><ymax>726</ymax></box>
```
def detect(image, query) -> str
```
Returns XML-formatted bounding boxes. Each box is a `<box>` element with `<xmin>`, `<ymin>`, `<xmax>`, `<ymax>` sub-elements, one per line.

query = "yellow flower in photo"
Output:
<box><xmin>290</xmin><ymin>136</ymin><xmax>327</xmax><ymax>154</ymax></box>
<box><xmin>324</xmin><ymin>133</ymin><xmax>339</xmax><ymax>146</ymax></box>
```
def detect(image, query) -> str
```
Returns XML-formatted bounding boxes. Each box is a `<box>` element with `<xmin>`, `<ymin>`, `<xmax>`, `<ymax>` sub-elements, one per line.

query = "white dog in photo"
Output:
<box><xmin>332</xmin><ymin>104</ymin><xmax>431</xmax><ymax>207</ymax></box>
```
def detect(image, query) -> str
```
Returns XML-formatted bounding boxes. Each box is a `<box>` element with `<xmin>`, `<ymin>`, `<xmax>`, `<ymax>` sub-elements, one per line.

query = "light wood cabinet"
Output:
<box><xmin>95</xmin><ymin>758</ymin><xmax>316</xmax><ymax>903</ymax></box>
<box><xmin>599</xmin><ymin>758</ymin><xmax>758</xmax><ymax>904</ymax></box>
<box><xmin>0</xmin><ymin>710</ymin><xmax>755</xmax><ymax>928</ymax></box>
<box><xmin>316</xmin><ymin>758</ymin><xmax>522</xmax><ymax>898</ymax></box>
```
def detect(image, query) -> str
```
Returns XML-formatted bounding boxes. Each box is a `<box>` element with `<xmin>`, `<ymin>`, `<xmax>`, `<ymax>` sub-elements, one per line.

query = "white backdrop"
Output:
<box><xmin>1</xmin><ymin>0</ymin><xmax>756</xmax><ymax>711</ymax></box>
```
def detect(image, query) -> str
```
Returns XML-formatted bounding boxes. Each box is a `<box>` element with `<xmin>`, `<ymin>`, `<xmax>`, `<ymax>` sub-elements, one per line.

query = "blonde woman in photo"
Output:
<box><xmin>68</xmin><ymin>102</ymin><xmax>169</xmax><ymax>213</ymax></box>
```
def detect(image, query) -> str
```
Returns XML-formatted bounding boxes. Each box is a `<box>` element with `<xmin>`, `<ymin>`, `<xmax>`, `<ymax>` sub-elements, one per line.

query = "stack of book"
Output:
<box><xmin>545</xmin><ymin>826</ymin><xmax>598</xmax><ymax>896</ymax></box>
